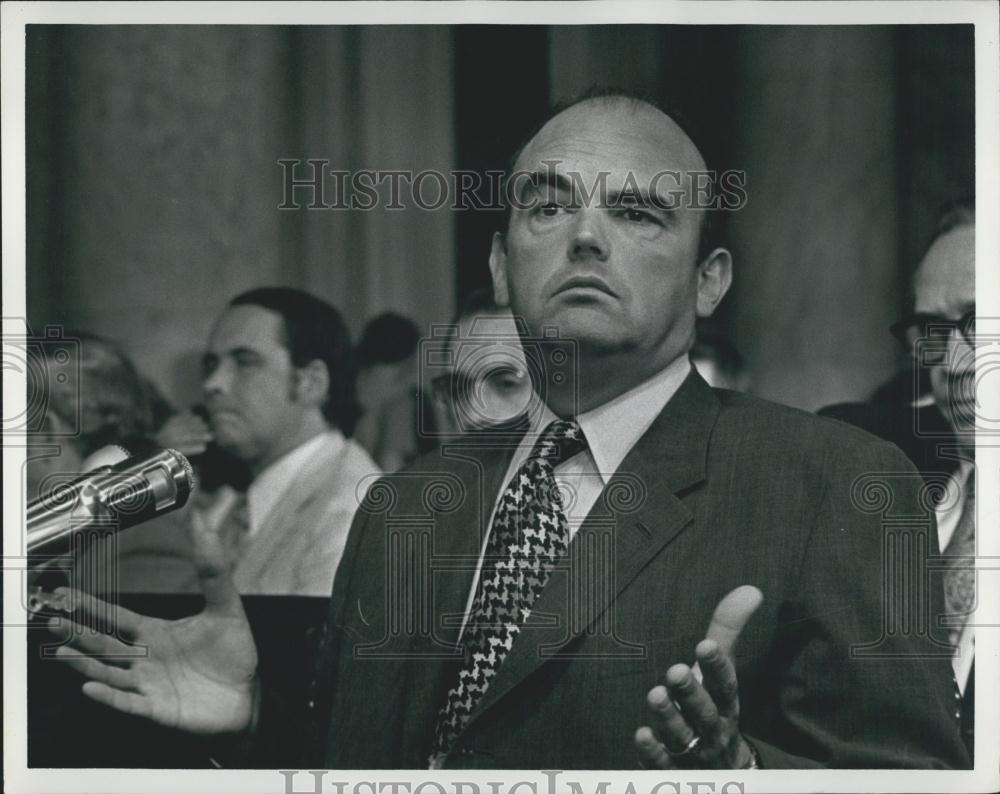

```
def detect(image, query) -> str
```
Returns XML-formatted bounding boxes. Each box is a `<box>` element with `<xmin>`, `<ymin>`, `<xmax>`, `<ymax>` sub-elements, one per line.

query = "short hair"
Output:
<box><xmin>500</xmin><ymin>87</ymin><xmax>723</xmax><ymax>264</ymax></box>
<box><xmin>931</xmin><ymin>196</ymin><xmax>975</xmax><ymax>245</ymax></box>
<box><xmin>356</xmin><ymin>312</ymin><xmax>421</xmax><ymax>368</ymax></box>
<box><xmin>33</xmin><ymin>331</ymin><xmax>155</xmax><ymax>457</ymax></box>
<box><xmin>230</xmin><ymin>287</ymin><xmax>359</xmax><ymax>435</ymax></box>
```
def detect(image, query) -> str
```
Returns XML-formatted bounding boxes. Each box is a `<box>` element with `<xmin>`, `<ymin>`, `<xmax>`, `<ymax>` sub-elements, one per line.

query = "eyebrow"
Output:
<box><xmin>517</xmin><ymin>169</ymin><xmax>679</xmax><ymax>219</ymax></box>
<box><xmin>516</xmin><ymin>170</ymin><xmax>574</xmax><ymax>203</ymax></box>
<box><xmin>201</xmin><ymin>346</ymin><xmax>264</xmax><ymax>364</ymax></box>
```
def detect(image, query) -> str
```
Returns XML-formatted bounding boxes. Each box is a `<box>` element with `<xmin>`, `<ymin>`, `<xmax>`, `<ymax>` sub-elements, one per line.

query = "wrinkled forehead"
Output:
<box><xmin>913</xmin><ymin>224</ymin><xmax>975</xmax><ymax>314</ymax></box>
<box><xmin>513</xmin><ymin>99</ymin><xmax>707</xmax><ymax>197</ymax></box>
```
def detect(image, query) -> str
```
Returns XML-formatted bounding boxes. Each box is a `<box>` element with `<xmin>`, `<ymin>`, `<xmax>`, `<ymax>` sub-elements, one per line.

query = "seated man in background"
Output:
<box><xmin>428</xmin><ymin>287</ymin><xmax>536</xmax><ymax>436</ymax></box>
<box><xmin>821</xmin><ymin>197</ymin><xmax>976</xmax><ymax>758</ymax></box>
<box><xmin>83</xmin><ymin>287</ymin><xmax>380</xmax><ymax>596</ymax></box>
<box><xmin>190</xmin><ymin>287</ymin><xmax>381</xmax><ymax>596</ymax></box>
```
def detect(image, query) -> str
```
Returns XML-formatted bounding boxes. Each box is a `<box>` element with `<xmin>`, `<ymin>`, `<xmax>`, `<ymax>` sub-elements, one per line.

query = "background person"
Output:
<box><xmin>25</xmin><ymin>331</ymin><xmax>189</xmax><ymax>595</ymax></box>
<box><xmin>194</xmin><ymin>287</ymin><xmax>380</xmax><ymax>596</ymax></box>
<box><xmin>26</xmin><ymin>331</ymin><xmax>156</xmax><ymax>502</ymax></box>
<box><xmin>428</xmin><ymin>287</ymin><xmax>535</xmax><ymax>437</ymax></box>
<box><xmin>821</xmin><ymin>197</ymin><xmax>977</xmax><ymax>758</ymax></box>
<box><xmin>354</xmin><ymin>312</ymin><xmax>436</xmax><ymax>472</ymax></box>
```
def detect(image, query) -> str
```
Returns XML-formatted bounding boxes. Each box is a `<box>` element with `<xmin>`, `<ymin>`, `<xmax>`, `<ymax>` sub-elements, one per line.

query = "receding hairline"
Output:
<box><xmin>512</xmin><ymin>95</ymin><xmax>708</xmax><ymax>174</ymax></box>
<box><xmin>499</xmin><ymin>90</ymin><xmax>724</xmax><ymax>261</ymax></box>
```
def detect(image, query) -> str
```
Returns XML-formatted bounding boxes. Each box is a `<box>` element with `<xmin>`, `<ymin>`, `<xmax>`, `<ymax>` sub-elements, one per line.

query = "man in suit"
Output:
<box><xmin>98</xmin><ymin>287</ymin><xmax>380</xmax><ymax>595</ymax></box>
<box><xmin>199</xmin><ymin>287</ymin><xmax>381</xmax><ymax>595</ymax></box>
<box><xmin>49</xmin><ymin>94</ymin><xmax>969</xmax><ymax>769</ymax></box>
<box><xmin>821</xmin><ymin>199</ymin><xmax>977</xmax><ymax>758</ymax></box>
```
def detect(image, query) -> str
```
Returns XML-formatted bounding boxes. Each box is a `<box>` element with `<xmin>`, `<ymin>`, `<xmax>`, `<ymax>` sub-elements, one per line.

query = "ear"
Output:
<box><xmin>293</xmin><ymin>359</ymin><xmax>330</xmax><ymax>408</ymax></box>
<box><xmin>695</xmin><ymin>247</ymin><xmax>733</xmax><ymax>319</ymax></box>
<box><xmin>489</xmin><ymin>232</ymin><xmax>511</xmax><ymax>307</ymax></box>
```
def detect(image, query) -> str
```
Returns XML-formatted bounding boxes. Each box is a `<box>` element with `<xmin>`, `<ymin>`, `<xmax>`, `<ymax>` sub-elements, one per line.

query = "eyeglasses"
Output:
<box><xmin>430</xmin><ymin>365</ymin><xmax>528</xmax><ymax>405</ymax></box>
<box><xmin>890</xmin><ymin>308</ymin><xmax>976</xmax><ymax>350</ymax></box>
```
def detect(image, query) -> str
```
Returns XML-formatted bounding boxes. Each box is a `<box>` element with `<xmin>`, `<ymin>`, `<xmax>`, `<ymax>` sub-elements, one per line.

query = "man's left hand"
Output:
<box><xmin>635</xmin><ymin>585</ymin><xmax>763</xmax><ymax>769</ymax></box>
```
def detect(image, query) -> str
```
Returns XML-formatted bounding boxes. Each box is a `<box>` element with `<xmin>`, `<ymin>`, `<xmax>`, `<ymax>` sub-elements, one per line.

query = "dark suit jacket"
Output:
<box><xmin>818</xmin><ymin>399</ymin><xmax>961</xmax><ymax>483</ymax></box>
<box><xmin>294</xmin><ymin>373</ymin><xmax>968</xmax><ymax>769</ymax></box>
<box><xmin>819</xmin><ymin>397</ymin><xmax>974</xmax><ymax>760</ymax></box>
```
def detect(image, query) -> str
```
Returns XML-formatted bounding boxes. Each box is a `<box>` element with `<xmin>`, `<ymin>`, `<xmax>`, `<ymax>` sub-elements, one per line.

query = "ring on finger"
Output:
<box><xmin>668</xmin><ymin>734</ymin><xmax>702</xmax><ymax>758</ymax></box>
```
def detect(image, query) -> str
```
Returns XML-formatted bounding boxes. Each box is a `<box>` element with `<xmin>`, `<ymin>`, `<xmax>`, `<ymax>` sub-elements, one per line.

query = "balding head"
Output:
<box><xmin>503</xmin><ymin>92</ymin><xmax>720</xmax><ymax>263</ymax></box>
<box><xmin>488</xmin><ymin>92</ymin><xmax>733</xmax><ymax>414</ymax></box>
<box><xmin>913</xmin><ymin>226</ymin><xmax>974</xmax><ymax>317</ymax></box>
<box><xmin>515</xmin><ymin>95</ymin><xmax>708</xmax><ymax>175</ymax></box>
<box><xmin>909</xmin><ymin>201</ymin><xmax>975</xmax><ymax>440</ymax></box>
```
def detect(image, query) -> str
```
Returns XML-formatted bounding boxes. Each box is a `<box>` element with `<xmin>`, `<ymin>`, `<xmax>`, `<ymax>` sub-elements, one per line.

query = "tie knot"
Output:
<box><xmin>528</xmin><ymin>419</ymin><xmax>587</xmax><ymax>466</ymax></box>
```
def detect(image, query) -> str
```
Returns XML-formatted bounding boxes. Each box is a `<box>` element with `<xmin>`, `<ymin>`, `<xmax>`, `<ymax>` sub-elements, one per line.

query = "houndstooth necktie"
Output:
<box><xmin>428</xmin><ymin>418</ymin><xmax>587</xmax><ymax>767</ymax></box>
<box><xmin>943</xmin><ymin>471</ymin><xmax>976</xmax><ymax>648</ymax></box>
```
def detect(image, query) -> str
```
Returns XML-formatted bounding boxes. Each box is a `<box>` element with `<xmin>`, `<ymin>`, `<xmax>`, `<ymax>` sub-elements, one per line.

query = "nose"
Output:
<box><xmin>202</xmin><ymin>358</ymin><xmax>232</xmax><ymax>397</ymax></box>
<box><xmin>567</xmin><ymin>208</ymin><xmax>609</xmax><ymax>263</ymax></box>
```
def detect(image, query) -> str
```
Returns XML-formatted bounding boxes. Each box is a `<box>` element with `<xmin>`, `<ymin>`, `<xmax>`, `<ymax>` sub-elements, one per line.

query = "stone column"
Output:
<box><xmin>726</xmin><ymin>27</ymin><xmax>902</xmax><ymax>409</ymax></box>
<box><xmin>48</xmin><ymin>26</ymin><xmax>292</xmax><ymax>401</ymax></box>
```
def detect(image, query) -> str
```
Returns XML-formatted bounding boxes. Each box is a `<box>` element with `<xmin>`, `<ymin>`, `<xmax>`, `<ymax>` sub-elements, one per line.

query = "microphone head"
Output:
<box><xmin>26</xmin><ymin>447</ymin><xmax>197</xmax><ymax>558</ymax></box>
<box><xmin>164</xmin><ymin>447</ymin><xmax>198</xmax><ymax>497</ymax></box>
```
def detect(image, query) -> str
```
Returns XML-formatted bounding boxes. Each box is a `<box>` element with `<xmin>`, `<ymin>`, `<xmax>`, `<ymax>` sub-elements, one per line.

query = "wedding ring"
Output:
<box><xmin>668</xmin><ymin>734</ymin><xmax>702</xmax><ymax>758</ymax></box>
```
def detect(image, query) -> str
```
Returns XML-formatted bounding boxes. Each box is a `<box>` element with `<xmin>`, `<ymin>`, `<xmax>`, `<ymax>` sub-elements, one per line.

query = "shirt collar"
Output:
<box><xmin>246</xmin><ymin>429</ymin><xmax>343</xmax><ymax>535</ymax></box>
<box><xmin>528</xmin><ymin>355</ymin><xmax>692</xmax><ymax>484</ymax></box>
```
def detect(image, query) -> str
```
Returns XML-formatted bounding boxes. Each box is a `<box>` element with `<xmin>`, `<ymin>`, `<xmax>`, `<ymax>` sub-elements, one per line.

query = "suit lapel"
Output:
<box><xmin>397</xmin><ymin>440</ymin><xmax>519</xmax><ymax>762</ymax></box>
<box><xmin>463</xmin><ymin>371</ymin><xmax>721</xmax><ymax>730</ymax></box>
<box><xmin>429</xmin><ymin>441</ymin><xmax>519</xmax><ymax>647</ymax></box>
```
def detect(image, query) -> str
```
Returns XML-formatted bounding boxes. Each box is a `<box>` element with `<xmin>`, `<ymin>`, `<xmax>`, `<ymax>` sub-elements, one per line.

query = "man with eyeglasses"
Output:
<box><xmin>427</xmin><ymin>288</ymin><xmax>537</xmax><ymax>437</ymax></box>
<box><xmin>823</xmin><ymin>197</ymin><xmax>976</xmax><ymax>758</ymax></box>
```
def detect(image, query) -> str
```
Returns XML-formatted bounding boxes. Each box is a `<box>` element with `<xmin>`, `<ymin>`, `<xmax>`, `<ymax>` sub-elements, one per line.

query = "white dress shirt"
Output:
<box><xmin>461</xmin><ymin>355</ymin><xmax>692</xmax><ymax>627</ymax></box>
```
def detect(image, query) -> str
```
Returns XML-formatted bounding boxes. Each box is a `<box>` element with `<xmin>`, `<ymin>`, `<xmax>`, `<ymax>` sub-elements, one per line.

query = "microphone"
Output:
<box><xmin>27</xmin><ymin>447</ymin><xmax>195</xmax><ymax>559</ymax></box>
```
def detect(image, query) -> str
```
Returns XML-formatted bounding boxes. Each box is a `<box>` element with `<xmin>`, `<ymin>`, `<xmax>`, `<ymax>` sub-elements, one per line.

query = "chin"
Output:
<box><xmin>213</xmin><ymin>433</ymin><xmax>251</xmax><ymax>460</ymax></box>
<box><xmin>545</xmin><ymin>309</ymin><xmax>627</xmax><ymax>348</ymax></box>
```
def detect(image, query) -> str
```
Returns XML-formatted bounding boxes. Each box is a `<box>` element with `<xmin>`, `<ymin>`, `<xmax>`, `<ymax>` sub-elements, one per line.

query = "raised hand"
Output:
<box><xmin>635</xmin><ymin>585</ymin><xmax>763</xmax><ymax>769</ymax></box>
<box><xmin>47</xmin><ymin>507</ymin><xmax>258</xmax><ymax>734</ymax></box>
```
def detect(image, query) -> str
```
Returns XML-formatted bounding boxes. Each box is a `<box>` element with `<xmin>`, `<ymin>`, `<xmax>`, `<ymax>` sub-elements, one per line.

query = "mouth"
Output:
<box><xmin>207</xmin><ymin>407</ymin><xmax>241</xmax><ymax>425</ymax></box>
<box><xmin>553</xmin><ymin>276</ymin><xmax>618</xmax><ymax>299</ymax></box>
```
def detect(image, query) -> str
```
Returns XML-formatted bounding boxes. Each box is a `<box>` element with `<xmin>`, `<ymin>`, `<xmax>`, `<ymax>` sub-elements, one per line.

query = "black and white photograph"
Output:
<box><xmin>3</xmin><ymin>2</ymin><xmax>998</xmax><ymax>793</ymax></box>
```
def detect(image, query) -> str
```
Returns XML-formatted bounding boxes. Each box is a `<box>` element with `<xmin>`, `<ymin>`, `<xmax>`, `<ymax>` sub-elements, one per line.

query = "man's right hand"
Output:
<box><xmin>47</xmin><ymin>511</ymin><xmax>258</xmax><ymax>735</ymax></box>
